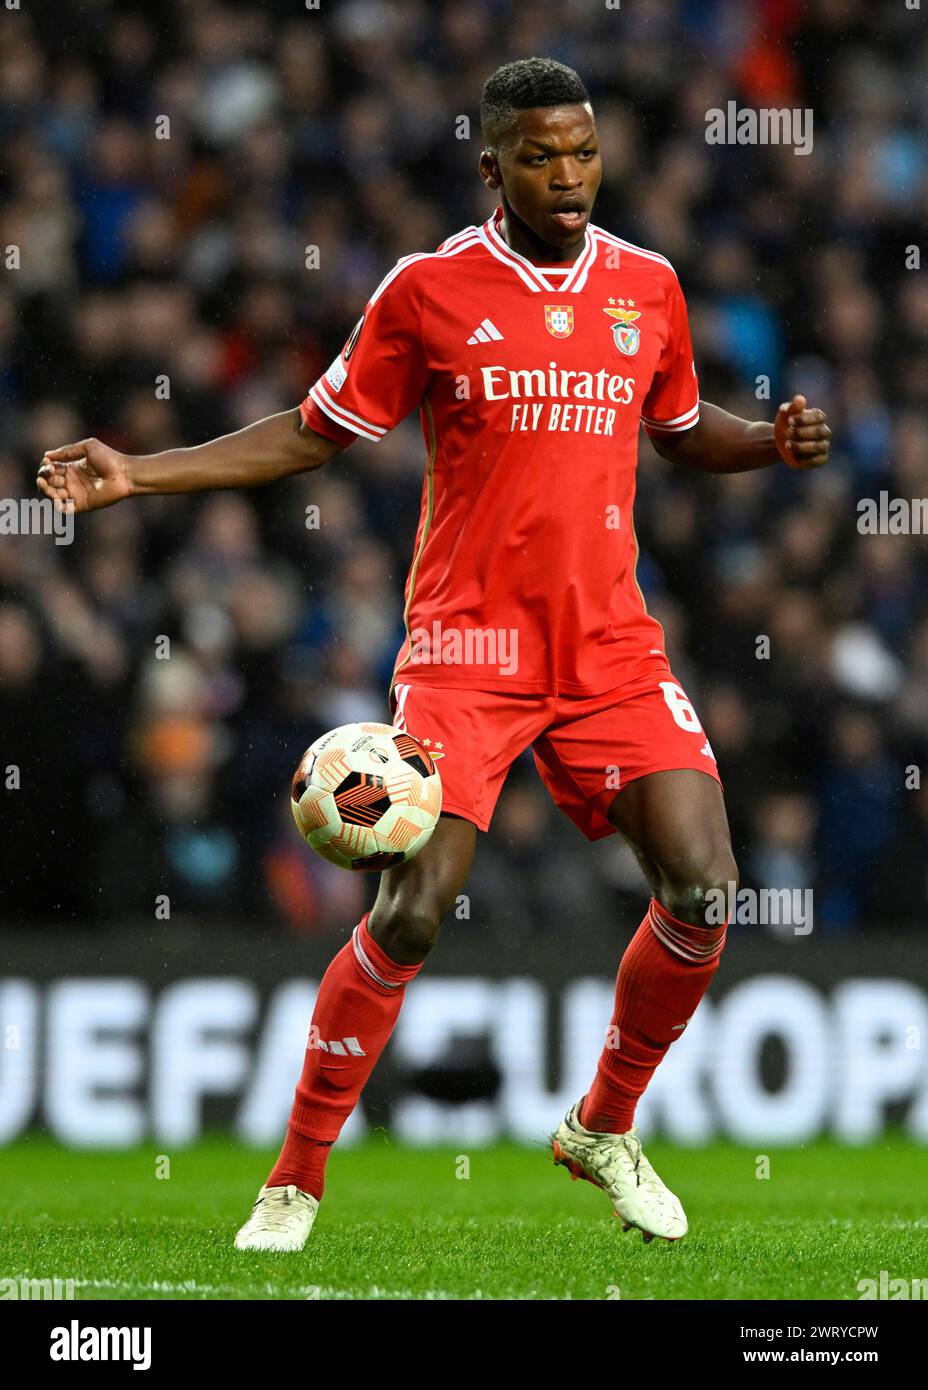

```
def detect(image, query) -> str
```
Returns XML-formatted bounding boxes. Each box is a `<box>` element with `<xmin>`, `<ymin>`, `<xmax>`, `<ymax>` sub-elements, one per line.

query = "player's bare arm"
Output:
<box><xmin>650</xmin><ymin>394</ymin><xmax>831</xmax><ymax>474</ymax></box>
<box><xmin>35</xmin><ymin>408</ymin><xmax>341</xmax><ymax>513</ymax></box>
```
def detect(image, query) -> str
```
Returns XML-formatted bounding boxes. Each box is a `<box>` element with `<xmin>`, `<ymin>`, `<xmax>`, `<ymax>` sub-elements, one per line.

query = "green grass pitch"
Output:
<box><xmin>0</xmin><ymin>1135</ymin><xmax>924</xmax><ymax>1300</ymax></box>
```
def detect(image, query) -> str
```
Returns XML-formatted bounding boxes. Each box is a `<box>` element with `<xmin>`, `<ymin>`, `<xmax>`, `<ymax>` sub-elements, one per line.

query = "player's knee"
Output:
<box><xmin>367</xmin><ymin>902</ymin><xmax>442</xmax><ymax>964</ymax></box>
<box><xmin>661</xmin><ymin>846</ymin><xmax>739</xmax><ymax>927</ymax></box>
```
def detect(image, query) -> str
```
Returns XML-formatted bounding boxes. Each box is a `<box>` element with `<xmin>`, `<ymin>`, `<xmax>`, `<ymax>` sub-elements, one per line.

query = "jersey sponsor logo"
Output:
<box><xmin>603</xmin><ymin>298</ymin><xmax>642</xmax><ymax>356</ymax></box>
<box><xmin>481</xmin><ymin>361</ymin><xmax>635</xmax><ymax>406</ymax></box>
<box><xmin>544</xmin><ymin>304</ymin><xmax>574</xmax><ymax>338</ymax></box>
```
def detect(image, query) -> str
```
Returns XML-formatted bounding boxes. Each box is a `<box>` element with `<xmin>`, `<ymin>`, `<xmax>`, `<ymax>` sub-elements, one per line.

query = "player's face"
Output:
<box><xmin>481</xmin><ymin>104</ymin><xmax>601</xmax><ymax>255</ymax></box>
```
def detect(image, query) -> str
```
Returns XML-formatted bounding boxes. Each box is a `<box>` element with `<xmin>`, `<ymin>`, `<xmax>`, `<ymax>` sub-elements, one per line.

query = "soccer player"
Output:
<box><xmin>37</xmin><ymin>58</ymin><xmax>830</xmax><ymax>1249</ymax></box>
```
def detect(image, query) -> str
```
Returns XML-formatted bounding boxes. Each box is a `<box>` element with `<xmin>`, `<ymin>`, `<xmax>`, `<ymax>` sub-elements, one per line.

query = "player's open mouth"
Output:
<box><xmin>549</xmin><ymin>207</ymin><xmax>587</xmax><ymax>232</ymax></box>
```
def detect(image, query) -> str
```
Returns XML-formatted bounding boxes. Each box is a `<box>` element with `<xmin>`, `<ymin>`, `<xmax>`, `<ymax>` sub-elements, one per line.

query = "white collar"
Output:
<box><xmin>479</xmin><ymin>205</ymin><xmax>598</xmax><ymax>293</ymax></box>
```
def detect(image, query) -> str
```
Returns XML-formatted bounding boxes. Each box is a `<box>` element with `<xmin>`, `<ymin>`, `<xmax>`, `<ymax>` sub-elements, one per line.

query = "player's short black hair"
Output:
<box><xmin>481</xmin><ymin>58</ymin><xmax>591</xmax><ymax>156</ymax></box>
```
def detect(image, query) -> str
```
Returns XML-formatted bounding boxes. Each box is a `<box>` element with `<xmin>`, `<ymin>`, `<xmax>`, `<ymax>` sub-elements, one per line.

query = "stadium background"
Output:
<box><xmin>1</xmin><ymin>0</ymin><xmax>927</xmax><ymax>1154</ymax></box>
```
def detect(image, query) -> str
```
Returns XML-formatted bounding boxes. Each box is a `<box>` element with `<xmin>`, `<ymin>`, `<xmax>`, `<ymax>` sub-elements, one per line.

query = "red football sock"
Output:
<box><xmin>580</xmin><ymin>898</ymin><xmax>728</xmax><ymax>1134</ymax></box>
<box><xmin>266</xmin><ymin>911</ymin><xmax>422</xmax><ymax>1199</ymax></box>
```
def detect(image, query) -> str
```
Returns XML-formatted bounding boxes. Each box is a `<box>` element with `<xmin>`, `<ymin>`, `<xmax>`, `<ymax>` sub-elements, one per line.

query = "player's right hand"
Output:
<box><xmin>36</xmin><ymin>437</ymin><xmax>131</xmax><ymax>513</ymax></box>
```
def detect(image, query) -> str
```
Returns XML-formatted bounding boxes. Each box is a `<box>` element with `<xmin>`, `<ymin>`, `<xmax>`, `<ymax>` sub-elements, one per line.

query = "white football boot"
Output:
<box><xmin>552</xmin><ymin>1099</ymin><xmax>688</xmax><ymax>1242</ymax></box>
<box><xmin>234</xmin><ymin>1183</ymin><xmax>319</xmax><ymax>1252</ymax></box>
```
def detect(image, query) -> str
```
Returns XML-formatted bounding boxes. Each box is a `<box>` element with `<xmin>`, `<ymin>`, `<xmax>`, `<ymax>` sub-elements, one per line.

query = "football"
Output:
<box><xmin>290</xmin><ymin>721</ymin><xmax>443</xmax><ymax>871</ymax></box>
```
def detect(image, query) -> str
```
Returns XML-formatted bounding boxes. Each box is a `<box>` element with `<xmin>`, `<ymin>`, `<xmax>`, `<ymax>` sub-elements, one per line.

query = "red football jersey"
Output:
<box><xmin>299</xmin><ymin>204</ymin><xmax>700</xmax><ymax>699</ymax></box>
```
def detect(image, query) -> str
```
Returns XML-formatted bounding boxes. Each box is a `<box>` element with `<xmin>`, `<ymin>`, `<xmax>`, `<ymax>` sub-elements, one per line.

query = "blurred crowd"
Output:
<box><xmin>1</xmin><ymin>0</ymin><xmax>926</xmax><ymax>936</ymax></box>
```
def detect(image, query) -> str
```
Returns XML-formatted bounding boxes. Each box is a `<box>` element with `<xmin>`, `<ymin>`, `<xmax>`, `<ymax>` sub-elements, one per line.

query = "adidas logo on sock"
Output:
<box><xmin>467</xmin><ymin>318</ymin><xmax>504</xmax><ymax>344</ymax></box>
<box><xmin>309</xmin><ymin>1032</ymin><xmax>366</xmax><ymax>1056</ymax></box>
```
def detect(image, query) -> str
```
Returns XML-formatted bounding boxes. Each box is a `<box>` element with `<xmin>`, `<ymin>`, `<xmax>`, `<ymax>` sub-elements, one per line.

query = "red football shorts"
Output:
<box><xmin>389</xmin><ymin>674</ymin><xmax>721</xmax><ymax>841</ymax></box>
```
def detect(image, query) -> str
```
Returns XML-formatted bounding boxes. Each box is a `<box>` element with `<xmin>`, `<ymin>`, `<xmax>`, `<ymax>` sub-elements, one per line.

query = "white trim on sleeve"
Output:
<box><xmin>641</xmin><ymin>400</ymin><xmax>700</xmax><ymax>433</ymax></box>
<box><xmin>309</xmin><ymin>380</ymin><xmax>387</xmax><ymax>441</ymax></box>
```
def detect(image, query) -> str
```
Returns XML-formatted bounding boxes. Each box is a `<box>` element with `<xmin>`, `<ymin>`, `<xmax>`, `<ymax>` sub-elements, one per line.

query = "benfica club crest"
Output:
<box><xmin>544</xmin><ymin>304</ymin><xmax>574</xmax><ymax>338</ymax></box>
<box><xmin>604</xmin><ymin>299</ymin><xmax>641</xmax><ymax>356</ymax></box>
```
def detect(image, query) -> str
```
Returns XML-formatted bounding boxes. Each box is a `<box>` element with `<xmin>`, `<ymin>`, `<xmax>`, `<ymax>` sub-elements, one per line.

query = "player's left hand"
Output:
<box><xmin>775</xmin><ymin>394</ymin><xmax>831</xmax><ymax>470</ymax></box>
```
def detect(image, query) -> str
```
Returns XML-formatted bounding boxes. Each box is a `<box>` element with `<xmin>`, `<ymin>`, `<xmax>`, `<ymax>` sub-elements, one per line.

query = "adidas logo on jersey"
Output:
<box><xmin>467</xmin><ymin>318</ymin><xmax>504</xmax><ymax>345</ymax></box>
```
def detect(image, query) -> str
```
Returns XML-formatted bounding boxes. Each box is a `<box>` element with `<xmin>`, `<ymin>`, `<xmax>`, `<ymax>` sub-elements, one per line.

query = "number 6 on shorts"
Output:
<box><xmin>659</xmin><ymin>680</ymin><xmax>703</xmax><ymax>733</ymax></box>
